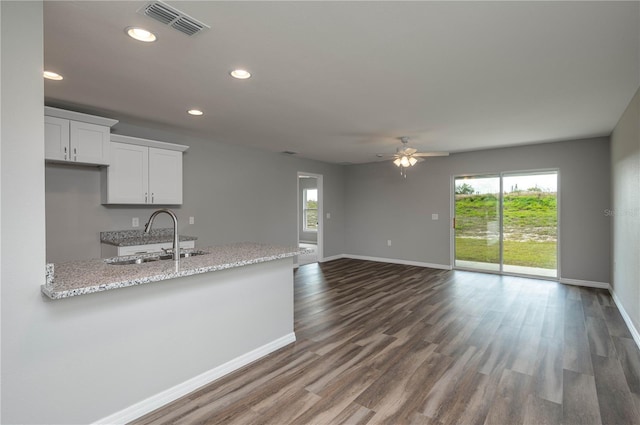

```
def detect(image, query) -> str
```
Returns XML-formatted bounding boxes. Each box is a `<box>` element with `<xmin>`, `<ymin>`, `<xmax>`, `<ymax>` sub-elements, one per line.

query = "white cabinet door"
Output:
<box><xmin>44</xmin><ymin>116</ymin><xmax>69</xmax><ymax>161</ymax></box>
<box><xmin>107</xmin><ymin>142</ymin><xmax>149</xmax><ymax>204</ymax></box>
<box><xmin>70</xmin><ymin>121</ymin><xmax>110</xmax><ymax>165</ymax></box>
<box><xmin>148</xmin><ymin>147</ymin><xmax>183</xmax><ymax>204</ymax></box>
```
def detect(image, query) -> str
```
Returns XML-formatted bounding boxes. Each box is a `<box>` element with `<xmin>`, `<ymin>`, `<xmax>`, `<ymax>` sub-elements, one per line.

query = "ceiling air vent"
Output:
<box><xmin>139</xmin><ymin>1</ymin><xmax>209</xmax><ymax>36</ymax></box>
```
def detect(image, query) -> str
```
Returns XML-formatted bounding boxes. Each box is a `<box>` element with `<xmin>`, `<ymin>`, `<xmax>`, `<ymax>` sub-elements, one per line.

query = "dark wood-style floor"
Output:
<box><xmin>132</xmin><ymin>259</ymin><xmax>640</xmax><ymax>425</ymax></box>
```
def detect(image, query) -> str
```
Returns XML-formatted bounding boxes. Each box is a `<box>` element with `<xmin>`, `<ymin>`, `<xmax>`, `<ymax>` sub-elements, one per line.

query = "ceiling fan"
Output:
<box><xmin>377</xmin><ymin>137</ymin><xmax>449</xmax><ymax>177</ymax></box>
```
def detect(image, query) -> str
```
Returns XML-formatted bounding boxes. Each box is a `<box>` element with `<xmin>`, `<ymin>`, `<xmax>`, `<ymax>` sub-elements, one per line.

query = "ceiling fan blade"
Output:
<box><xmin>396</xmin><ymin>146</ymin><xmax>417</xmax><ymax>155</ymax></box>
<box><xmin>413</xmin><ymin>152</ymin><xmax>450</xmax><ymax>157</ymax></box>
<box><xmin>404</xmin><ymin>147</ymin><xmax>417</xmax><ymax>155</ymax></box>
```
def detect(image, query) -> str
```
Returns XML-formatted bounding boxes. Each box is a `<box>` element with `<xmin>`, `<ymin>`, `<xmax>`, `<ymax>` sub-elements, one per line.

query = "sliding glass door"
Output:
<box><xmin>454</xmin><ymin>171</ymin><xmax>558</xmax><ymax>278</ymax></box>
<box><xmin>454</xmin><ymin>175</ymin><xmax>501</xmax><ymax>272</ymax></box>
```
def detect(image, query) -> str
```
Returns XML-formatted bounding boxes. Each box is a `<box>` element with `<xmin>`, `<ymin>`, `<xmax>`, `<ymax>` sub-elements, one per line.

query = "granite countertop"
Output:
<box><xmin>100</xmin><ymin>229</ymin><xmax>198</xmax><ymax>246</ymax></box>
<box><xmin>42</xmin><ymin>243</ymin><xmax>307</xmax><ymax>300</ymax></box>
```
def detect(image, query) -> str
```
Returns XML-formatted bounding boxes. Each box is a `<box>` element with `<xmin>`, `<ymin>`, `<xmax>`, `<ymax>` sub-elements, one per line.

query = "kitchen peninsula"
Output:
<box><xmin>39</xmin><ymin>242</ymin><xmax>302</xmax><ymax>423</ymax></box>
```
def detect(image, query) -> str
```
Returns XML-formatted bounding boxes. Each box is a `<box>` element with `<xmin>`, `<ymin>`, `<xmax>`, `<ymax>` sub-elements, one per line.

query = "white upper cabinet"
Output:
<box><xmin>70</xmin><ymin>121</ymin><xmax>110</xmax><ymax>164</ymax></box>
<box><xmin>103</xmin><ymin>135</ymin><xmax>188</xmax><ymax>205</ymax></box>
<box><xmin>45</xmin><ymin>107</ymin><xmax>118</xmax><ymax>166</ymax></box>
<box><xmin>148</xmin><ymin>147</ymin><xmax>183</xmax><ymax>205</ymax></box>
<box><xmin>107</xmin><ymin>142</ymin><xmax>149</xmax><ymax>204</ymax></box>
<box><xmin>44</xmin><ymin>116</ymin><xmax>70</xmax><ymax>161</ymax></box>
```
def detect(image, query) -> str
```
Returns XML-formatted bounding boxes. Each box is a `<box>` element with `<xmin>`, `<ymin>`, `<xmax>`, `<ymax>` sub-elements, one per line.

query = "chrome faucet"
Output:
<box><xmin>144</xmin><ymin>208</ymin><xmax>180</xmax><ymax>262</ymax></box>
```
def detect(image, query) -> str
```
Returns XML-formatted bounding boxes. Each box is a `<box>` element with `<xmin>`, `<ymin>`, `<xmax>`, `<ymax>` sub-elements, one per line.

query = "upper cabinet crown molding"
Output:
<box><xmin>110</xmin><ymin>134</ymin><xmax>189</xmax><ymax>152</ymax></box>
<box><xmin>45</xmin><ymin>106</ymin><xmax>118</xmax><ymax>128</ymax></box>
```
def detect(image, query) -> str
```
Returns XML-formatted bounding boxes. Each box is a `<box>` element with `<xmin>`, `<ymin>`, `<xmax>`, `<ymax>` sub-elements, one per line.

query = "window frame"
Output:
<box><xmin>303</xmin><ymin>188</ymin><xmax>318</xmax><ymax>232</ymax></box>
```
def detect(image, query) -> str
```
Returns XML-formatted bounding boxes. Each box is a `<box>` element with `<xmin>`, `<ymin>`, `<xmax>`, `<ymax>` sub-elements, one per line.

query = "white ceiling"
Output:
<box><xmin>44</xmin><ymin>1</ymin><xmax>640</xmax><ymax>164</ymax></box>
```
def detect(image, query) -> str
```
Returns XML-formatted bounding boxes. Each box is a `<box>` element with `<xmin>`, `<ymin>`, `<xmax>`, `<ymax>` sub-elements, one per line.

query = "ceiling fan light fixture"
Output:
<box><xmin>409</xmin><ymin>156</ymin><xmax>418</xmax><ymax>166</ymax></box>
<box><xmin>400</xmin><ymin>156</ymin><xmax>410</xmax><ymax>168</ymax></box>
<box><xmin>393</xmin><ymin>158</ymin><xmax>402</xmax><ymax>167</ymax></box>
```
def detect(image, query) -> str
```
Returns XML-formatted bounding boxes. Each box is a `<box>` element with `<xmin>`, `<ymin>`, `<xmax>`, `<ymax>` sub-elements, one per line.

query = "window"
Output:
<box><xmin>303</xmin><ymin>188</ymin><xmax>318</xmax><ymax>231</ymax></box>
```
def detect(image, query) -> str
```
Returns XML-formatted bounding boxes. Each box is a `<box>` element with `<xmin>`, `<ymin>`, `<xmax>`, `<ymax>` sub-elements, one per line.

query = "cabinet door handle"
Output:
<box><xmin>145</xmin><ymin>192</ymin><xmax>148</xmax><ymax>204</ymax></box>
<box><xmin>73</xmin><ymin>147</ymin><xmax>77</xmax><ymax>161</ymax></box>
<box><xmin>152</xmin><ymin>193</ymin><xmax>154</xmax><ymax>203</ymax></box>
<box><xmin>64</xmin><ymin>146</ymin><xmax>67</xmax><ymax>160</ymax></box>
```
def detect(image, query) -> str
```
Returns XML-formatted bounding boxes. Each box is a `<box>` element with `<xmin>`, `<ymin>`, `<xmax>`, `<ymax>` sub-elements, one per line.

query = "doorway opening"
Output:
<box><xmin>453</xmin><ymin>170</ymin><xmax>558</xmax><ymax>278</ymax></box>
<box><xmin>298</xmin><ymin>172</ymin><xmax>323</xmax><ymax>266</ymax></box>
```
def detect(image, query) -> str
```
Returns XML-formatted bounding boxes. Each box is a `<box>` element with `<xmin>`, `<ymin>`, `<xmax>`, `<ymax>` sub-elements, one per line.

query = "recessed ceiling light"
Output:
<box><xmin>230</xmin><ymin>69</ymin><xmax>251</xmax><ymax>79</ymax></box>
<box><xmin>126</xmin><ymin>27</ymin><xmax>157</xmax><ymax>42</ymax></box>
<box><xmin>187</xmin><ymin>109</ymin><xmax>204</xmax><ymax>116</ymax></box>
<box><xmin>43</xmin><ymin>71</ymin><xmax>63</xmax><ymax>81</ymax></box>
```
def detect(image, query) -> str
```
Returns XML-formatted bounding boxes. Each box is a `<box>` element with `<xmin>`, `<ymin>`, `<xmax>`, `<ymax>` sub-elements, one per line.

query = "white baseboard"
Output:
<box><xmin>319</xmin><ymin>254</ymin><xmax>346</xmax><ymax>263</ymax></box>
<box><xmin>93</xmin><ymin>332</ymin><xmax>297</xmax><ymax>425</ymax></box>
<box><xmin>342</xmin><ymin>254</ymin><xmax>452</xmax><ymax>270</ymax></box>
<box><xmin>318</xmin><ymin>253</ymin><xmax>450</xmax><ymax>270</ymax></box>
<box><xmin>559</xmin><ymin>278</ymin><xmax>611</xmax><ymax>290</ymax></box>
<box><xmin>322</xmin><ymin>258</ymin><xmax>608</xmax><ymax>288</ymax></box>
<box><xmin>609</xmin><ymin>290</ymin><xmax>640</xmax><ymax>351</ymax></box>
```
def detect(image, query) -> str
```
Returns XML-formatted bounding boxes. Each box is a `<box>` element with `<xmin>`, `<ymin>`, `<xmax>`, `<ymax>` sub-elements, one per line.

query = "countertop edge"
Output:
<box><xmin>42</xmin><ymin>248</ymin><xmax>302</xmax><ymax>300</ymax></box>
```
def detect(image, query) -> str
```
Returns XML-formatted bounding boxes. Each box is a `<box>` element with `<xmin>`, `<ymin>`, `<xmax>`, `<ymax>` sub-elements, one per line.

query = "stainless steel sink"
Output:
<box><xmin>106</xmin><ymin>250</ymin><xmax>208</xmax><ymax>266</ymax></box>
<box><xmin>157</xmin><ymin>250</ymin><xmax>209</xmax><ymax>260</ymax></box>
<box><xmin>106</xmin><ymin>257</ymin><xmax>160</xmax><ymax>266</ymax></box>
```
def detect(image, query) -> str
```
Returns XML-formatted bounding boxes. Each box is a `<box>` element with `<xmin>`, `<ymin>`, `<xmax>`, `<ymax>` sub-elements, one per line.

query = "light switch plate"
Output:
<box><xmin>432</xmin><ymin>214</ymin><xmax>439</xmax><ymax>220</ymax></box>
<box><xmin>189</xmin><ymin>216</ymin><xmax>195</xmax><ymax>224</ymax></box>
<box><xmin>132</xmin><ymin>217</ymin><xmax>139</xmax><ymax>227</ymax></box>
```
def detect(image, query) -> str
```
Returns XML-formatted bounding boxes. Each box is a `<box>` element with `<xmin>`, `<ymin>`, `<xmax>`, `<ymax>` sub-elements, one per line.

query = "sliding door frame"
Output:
<box><xmin>451</xmin><ymin>168</ymin><xmax>561</xmax><ymax>280</ymax></box>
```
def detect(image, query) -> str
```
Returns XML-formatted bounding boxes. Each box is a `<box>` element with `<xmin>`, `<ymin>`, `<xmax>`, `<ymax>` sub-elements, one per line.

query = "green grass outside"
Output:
<box><xmin>455</xmin><ymin>193</ymin><xmax>557</xmax><ymax>233</ymax></box>
<box><xmin>455</xmin><ymin>237</ymin><xmax>557</xmax><ymax>269</ymax></box>
<box><xmin>454</xmin><ymin>192</ymin><xmax>558</xmax><ymax>270</ymax></box>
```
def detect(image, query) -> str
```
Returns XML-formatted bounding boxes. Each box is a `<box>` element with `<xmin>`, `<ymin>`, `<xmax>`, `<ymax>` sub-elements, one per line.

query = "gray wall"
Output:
<box><xmin>611</xmin><ymin>88</ymin><xmax>640</xmax><ymax>334</ymax></box>
<box><xmin>46</xmin><ymin>122</ymin><xmax>345</xmax><ymax>263</ymax></box>
<box><xmin>345</xmin><ymin>137</ymin><xmax>611</xmax><ymax>283</ymax></box>
<box><xmin>298</xmin><ymin>176</ymin><xmax>318</xmax><ymax>243</ymax></box>
<box><xmin>1</xmin><ymin>1</ymin><xmax>47</xmax><ymax>422</ymax></box>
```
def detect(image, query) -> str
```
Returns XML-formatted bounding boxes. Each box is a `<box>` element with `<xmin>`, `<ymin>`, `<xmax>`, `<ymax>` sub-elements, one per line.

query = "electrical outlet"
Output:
<box><xmin>387</xmin><ymin>239</ymin><xmax>392</xmax><ymax>247</ymax></box>
<box><xmin>189</xmin><ymin>216</ymin><xmax>194</xmax><ymax>224</ymax></box>
<box><xmin>326</xmin><ymin>212</ymin><xmax>331</xmax><ymax>219</ymax></box>
<box><xmin>132</xmin><ymin>217</ymin><xmax>139</xmax><ymax>227</ymax></box>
